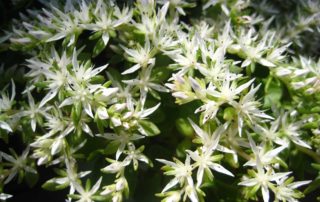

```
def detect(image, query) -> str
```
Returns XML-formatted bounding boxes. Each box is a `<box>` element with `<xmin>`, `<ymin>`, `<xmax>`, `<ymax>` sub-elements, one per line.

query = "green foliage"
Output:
<box><xmin>0</xmin><ymin>0</ymin><xmax>320</xmax><ymax>202</ymax></box>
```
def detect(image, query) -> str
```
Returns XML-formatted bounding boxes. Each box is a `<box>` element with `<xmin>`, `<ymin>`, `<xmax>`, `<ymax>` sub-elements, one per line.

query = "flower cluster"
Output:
<box><xmin>0</xmin><ymin>0</ymin><xmax>319</xmax><ymax>201</ymax></box>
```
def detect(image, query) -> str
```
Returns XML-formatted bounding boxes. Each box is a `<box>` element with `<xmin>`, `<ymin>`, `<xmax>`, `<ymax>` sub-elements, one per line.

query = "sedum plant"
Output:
<box><xmin>0</xmin><ymin>0</ymin><xmax>320</xmax><ymax>201</ymax></box>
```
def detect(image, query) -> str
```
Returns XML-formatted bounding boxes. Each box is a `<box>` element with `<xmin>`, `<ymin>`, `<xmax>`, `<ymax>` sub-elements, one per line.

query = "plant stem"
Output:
<box><xmin>234</xmin><ymin>145</ymin><xmax>251</xmax><ymax>161</ymax></box>
<box><xmin>296</xmin><ymin>145</ymin><xmax>320</xmax><ymax>163</ymax></box>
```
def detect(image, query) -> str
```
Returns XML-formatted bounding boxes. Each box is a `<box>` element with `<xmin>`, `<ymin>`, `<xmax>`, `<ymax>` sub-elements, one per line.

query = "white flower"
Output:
<box><xmin>96</xmin><ymin>131</ymin><xmax>144</xmax><ymax>160</ymax></box>
<box><xmin>203</xmin><ymin>0</ymin><xmax>228</xmax><ymax>14</ymax></box>
<box><xmin>0</xmin><ymin>80</ymin><xmax>15</xmax><ymax>112</ymax></box>
<box><xmin>292</xmin><ymin>56</ymin><xmax>320</xmax><ymax>94</ymax></box>
<box><xmin>42</xmin><ymin>110</ymin><xmax>75</xmax><ymax>138</ymax></box>
<box><xmin>0</xmin><ymin>80</ymin><xmax>16</xmax><ymax>133</ymax></box>
<box><xmin>274</xmin><ymin>177</ymin><xmax>311</xmax><ymax>202</ymax></box>
<box><xmin>50</xmin><ymin>140</ymin><xmax>87</xmax><ymax>166</ymax></box>
<box><xmin>157</xmin><ymin>155</ymin><xmax>194</xmax><ymax>193</ymax></box>
<box><xmin>253</xmin><ymin>118</ymin><xmax>287</xmax><ymax>146</ymax></box>
<box><xmin>231</xmin><ymin>28</ymin><xmax>276</xmax><ymax>68</ymax></box>
<box><xmin>239</xmin><ymin>155</ymin><xmax>291</xmax><ymax>202</ymax></box>
<box><xmin>207</xmin><ymin>75</ymin><xmax>254</xmax><ymax>104</ymax></box>
<box><xmin>73</xmin><ymin>0</ymin><xmax>91</xmax><ymax>24</ymax></box>
<box><xmin>59</xmin><ymin>82</ymin><xmax>96</xmax><ymax>118</ymax></box>
<box><xmin>123</xmin><ymin>65</ymin><xmax>168</xmax><ymax>104</ymax></box>
<box><xmin>121</xmin><ymin>40</ymin><xmax>155</xmax><ymax>75</ymax></box>
<box><xmin>158</xmin><ymin>0</ymin><xmax>195</xmax><ymax>16</ymax></box>
<box><xmin>194</xmin><ymin>100</ymin><xmax>220</xmax><ymax>124</ymax></box>
<box><xmin>166</xmin><ymin>74</ymin><xmax>198</xmax><ymax>104</ymax></box>
<box><xmin>47</xmin><ymin>158</ymin><xmax>91</xmax><ymax>198</ymax></box>
<box><xmin>71</xmin><ymin>177</ymin><xmax>102</xmax><ymax>202</ymax></box>
<box><xmin>101</xmin><ymin>158</ymin><xmax>130</xmax><ymax>174</ymax></box>
<box><xmin>245</xmin><ymin>135</ymin><xmax>287</xmax><ymax>168</ymax></box>
<box><xmin>230</xmin><ymin>84</ymin><xmax>273</xmax><ymax>136</ymax></box>
<box><xmin>71</xmin><ymin>49</ymin><xmax>108</xmax><ymax>84</ymax></box>
<box><xmin>280</xmin><ymin>112</ymin><xmax>311</xmax><ymax>149</ymax></box>
<box><xmin>198</xmin><ymin>46</ymin><xmax>234</xmax><ymax>83</ymax></box>
<box><xmin>151</xmin><ymin>21</ymin><xmax>178</xmax><ymax>52</ymax></box>
<box><xmin>1</xmin><ymin>147</ymin><xmax>37</xmax><ymax>184</ymax></box>
<box><xmin>107</xmin><ymin>72</ymin><xmax>134</xmax><ymax>109</ymax></box>
<box><xmin>37</xmin><ymin>50</ymin><xmax>72</xmax><ymax>107</ymax></box>
<box><xmin>86</xmin><ymin>3</ymin><xmax>132</xmax><ymax>46</ymax></box>
<box><xmin>188</xmin><ymin>119</ymin><xmax>230</xmax><ymax>152</ymax></box>
<box><xmin>45</xmin><ymin>6</ymin><xmax>82</xmax><ymax>46</ymax></box>
<box><xmin>187</xmin><ymin>148</ymin><xmax>234</xmax><ymax>187</ymax></box>
<box><xmin>123</xmin><ymin>142</ymin><xmax>151</xmax><ymax>170</ymax></box>
<box><xmin>17</xmin><ymin>91</ymin><xmax>50</xmax><ymax>131</ymax></box>
<box><xmin>166</xmin><ymin>35</ymin><xmax>202</xmax><ymax>76</ymax></box>
<box><xmin>156</xmin><ymin>191</ymin><xmax>181</xmax><ymax>202</ymax></box>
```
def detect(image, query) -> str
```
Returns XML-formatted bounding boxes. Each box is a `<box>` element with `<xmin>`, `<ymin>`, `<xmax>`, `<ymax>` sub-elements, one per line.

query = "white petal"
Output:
<box><xmin>140</xmin><ymin>103</ymin><xmax>160</xmax><ymax>118</ymax></box>
<box><xmin>209</xmin><ymin>163</ymin><xmax>234</xmax><ymax>177</ymax></box>
<box><xmin>259</xmin><ymin>58</ymin><xmax>276</xmax><ymax>67</ymax></box>
<box><xmin>289</xmin><ymin>180</ymin><xmax>311</xmax><ymax>189</ymax></box>
<box><xmin>188</xmin><ymin>118</ymin><xmax>206</xmax><ymax>140</ymax></box>
<box><xmin>236</xmin><ymin>79</ymin><xmax>255</xmax><ymax>94</ymax></box>
<box><xmin>121</xmin><ymin>64</ymin><xmax>141</xmax><ymax>75</ymax></box>
<box><xmin>241</xmin><ymin>59</ymin><xmax>251</xmax><ymax>67</ymax></box>
<box><xmin>4</xmin><ymin>170</ymin><xmax>17</xmax><ymax>184</ymax></box>
<box><xmin>162</xmin><ymin>178</ymin><xmax>179</xmax><ymax>193</ymax></box>
<box><xmin>82</xmin><ymin>123</ymin><xmax>93</xmax><ymax>136</ymax></box>
<box><xmin>91</xmin><ymin>64</ymin><xmax>108</xmax><ymax>77</ymax></box>
<box><xmin>238</xmin><ymin>179</ymin><xmax>258</xmax><ymax>186</ymax></box>
<box><xmin>196</xmin><ymin>166</ymin><xmax>204</xmax><ymax>187</ymax></box>
<box><xmin>91</xmin><ymin>177</ymin><xmax>102</xmax><ymax>194</ymax></box>
<box><xmin>59</xmin><ymin>97</ymin><xmax>74</xmax><ymax>108</ymax></box>
<box><xmin>84</xmin><ymin>102</ymin><xmax>94</xmax><ymax>118</ymax></box>
<box><xmin>31</xmin><ymin>119</ymin><xmax>36</xmax><ymax>132</ymax></box>
<box><xmin>261</xmin><ymin>185</ymin><xmax>270</xmax><ymax>202</ymax></box>
<box><xmin>0</xmin><ymin>193</ymin><xmax>13</xmax><ymax>200</ymax></box>
<box><xmin>51</xmin><ymin>138</ymin><xmax>63</xmax><ymax>155</ymax></box>
<box><xmin>0</xmin><ymin>152</ymin><xmax>15</xmax><ymax>163</ymax></box>
<box><xmin>46</xmin><ymin>33</ymin><xmax>66</xmax><ymax>42</ymax></box>
<box><xmin>270</xmin><ymin>172</ymin><xmax>292</xmax><ymax>182</ymax></box>
<box><xmin>101</xmin><ymin>32</ymin><xmax>110</xmax><ymax>45</ymax></box>
<box><xmin>97</xmin><ymin>107</ymin><xmax>109</xmax><ymax>119</ymax></box>
<box><xmin>156</xmin><ymin>159</ymin><xmax>176</xmax><ymax>167</ymax></box>
<box><xmin>148</xmin><ymin>83</ymin><xmax>169</xmax><ymax>92</ymax></box>
<box><xmin>111</xmin><ymin>117</ymin><xmax>122</xmax><ymax>127</ymax></box>
<box><xmin>0</xmin><ymin>121</ymin><xmax>12</xmax><ymax>132</ymax></box>
<box><xmin>99</xmin><ymin>87</ymin><xmax>118</xmax><ymax>97</ymax></box>
<box><xmin>291</xmin><ymin>137</ymin><xmax>311</xmax><ymax>149</ymax></box>
<box><xmin>39</xmin><ymin>89</ymin><xmax>58</xmax><ymax>107</ymax></box>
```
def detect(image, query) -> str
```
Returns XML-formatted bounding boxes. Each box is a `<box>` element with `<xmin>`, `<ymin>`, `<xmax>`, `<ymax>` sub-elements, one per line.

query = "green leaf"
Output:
<box><xmin>90</xmin><ymin>75</ymin><xmax>105</xmax><ymax>84</ymax></box>
<box><xmin>42</xmin><ymin>178</ymin><xmax>68</xmax><ymax>191</ymax></box>
<box><xmin>33</xmin><ymin>81</ymin><xmax>48</xmax><ymax>88</ymax></box>
<box><xmin>175</xmin><ymin>118</ymin><xmax>194</xmax><ymax>138</ymax></box>
<box><xmin>312</xmin><ymin>163</ymin><xmax>320</xmax><ymax>171</ymax></box>
<box><xmin>87</xmin><ymin>149</ymin><xmax>105</xmax><ymax>161</ymax></box>
<box><xmin>89</xmin><ymin>31</ymin><xmax>102</xmax><ymax>40</ymax></box>
<box><xmin>264</xmin><ymin>78</ymin><xmax>283</xmax><ymax>108</ymax></box>
<box><xmin>71</xmin><ymin>102</ymin><xmax>82</xmax><ymax>126</ymax></box>
<box><xmin>149</xmin><ymin>88</ymin><xmax>161</xmax><ymax>100</ymax></box>
<box><xmin>176</xmin><ymin>139</ymin><xmax>191</xmax><ymax>158</ymax></box>
<box><xmin>138</xmin><ymin>120</ymin><xmax>160</xmax><ymax>136</ymax></box>
<box><xmin>223</xmin><ymin>107</ymin><xmax>236</xmax><ymax>121</ymax></box>
<box><xmin>25</xmin><ymin>171</ymin><xmax>39</xmax><ymax>188</ymax></box>
<box><xmin>304</xmin><ymin>176</ymin><xmax>320</xmax><ymax>194</ymax></box>
<box><xmin>93</xmin><ymin>38</ymin><xmax>107</xmax><ymax>57</ymax></box>
<box><xmin>104</xmin><ymin>141</ymin><xmax>120</xmax><ymax>155</ymax></box>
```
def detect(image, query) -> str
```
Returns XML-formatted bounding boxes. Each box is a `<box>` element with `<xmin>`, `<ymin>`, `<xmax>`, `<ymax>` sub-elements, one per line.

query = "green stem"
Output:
<box><xmin>296</xmin><ymin>145</ymin><xmax>320</xmax><ymax>163</ymax></box>
<box><xmin>235</xmin><ymin>147</ymin><xmax>251</xmax><ymax>161</ymax></box>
